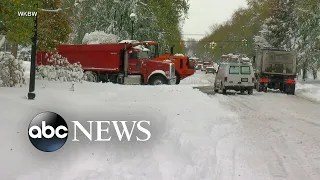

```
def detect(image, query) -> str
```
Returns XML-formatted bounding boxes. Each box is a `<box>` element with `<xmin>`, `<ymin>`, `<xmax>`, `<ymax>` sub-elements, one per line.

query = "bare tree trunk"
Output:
<box><xmin>10</xmin><ymin>42</ymin><xmax>18</xmax><ymax>58</ymax></box>
<box><xmin>312</xmin><ymin>68</ymin><xmax>318</xmax><ymax>79</ymax></box>
<box><xmin>302</xmin><ymin>64</ymin><xmax>307</xmax><ymax>81</ymax></box>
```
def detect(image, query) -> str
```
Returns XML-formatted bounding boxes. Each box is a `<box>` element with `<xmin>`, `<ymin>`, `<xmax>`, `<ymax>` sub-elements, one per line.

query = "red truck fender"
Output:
<box><xmin>147</xmin><ymin>70</ymin><xmax>168</xmax><ymax>81</ymax></box>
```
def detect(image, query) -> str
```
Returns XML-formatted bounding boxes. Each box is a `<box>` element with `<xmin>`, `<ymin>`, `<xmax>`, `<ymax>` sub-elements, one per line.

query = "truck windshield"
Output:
<box><xmin>229</xmin><ymin>66</ymin><xmax>240</xmax><ymax>74</ymax></box>
<box><xmin>130</xmin><ymin>51</ymin><xmax>150</xmax><ymax>59</ymax></box>
<box><xmin>240</xmin><ymin>66</ymin><xmax>251</xmax><ymax>74</ymax></box>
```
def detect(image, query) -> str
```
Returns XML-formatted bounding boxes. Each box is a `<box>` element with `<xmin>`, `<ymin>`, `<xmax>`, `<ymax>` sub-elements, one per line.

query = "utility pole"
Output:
<box><xmin>27</xmin><ymin>3</ymin><xmax>38</xmax><ymax>100</ymax></box>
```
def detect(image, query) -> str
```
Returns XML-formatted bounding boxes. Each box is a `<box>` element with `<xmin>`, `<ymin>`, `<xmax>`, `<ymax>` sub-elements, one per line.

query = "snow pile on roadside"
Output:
<box><xmin>82</xmin><ymin>31</ymin><xmax>119</xmax><ymax>44</ymax></box>
<box><xmin>0</xmin><ymin>80</ymin><xmax>237</xmax><ymax>180</ymax></box>
<box><xmin>296</xmin><ymin>82</ymin><xmax>320</xmax><ymax>102</ymax></box>
<box><xmin>36</xmin><ymin>53</ymin><xmax>84</xmax><ymax>82</ymax></box>
<box><xmin>180</xmin><ymin>71</ymin><xmax>214</xmax><ymax>86</ymax></box>
<box><xmin>0</xmin><ymin>52</ymin><xmax>26</xmax><ymax>87</ymax></box>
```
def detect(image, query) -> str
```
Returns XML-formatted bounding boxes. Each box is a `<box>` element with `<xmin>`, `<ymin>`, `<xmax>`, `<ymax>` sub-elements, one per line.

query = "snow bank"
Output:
<box><xmin>180</xmin><ymin>71</ymin><xmax>214</xmax><ymax>86</ymax></box>
<box><xmin>82</xmin><ymin>31</ymin><xmax>119</xmax><ymax>44</ymax></box>
<box><xmin>296</xmin><ymin>82</ymin><xmax>320</xmax><ymax>102</ymax></box>
<box><xmin>0</xmin><ymin>52</ymin><xmax>26</xmax><ymax>87</ymax></box>
<box><xmin>36</xmin><ymin>53</ymin><xmax>84</xmax><ymax>82</ymax></box>
<box><xmin>0</xmin><ymin>79</ymin><xmax>237</xmax><ymax>180</ymax></box>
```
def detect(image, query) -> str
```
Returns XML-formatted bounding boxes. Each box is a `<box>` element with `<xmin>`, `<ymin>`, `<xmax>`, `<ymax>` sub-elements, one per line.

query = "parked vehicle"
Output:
<box><xmin>196</xmin><ymin>64</ymin><xmax>204</xmax><ymax>70</ymax></box>
<box><xmin>142</xmin><ymin>41</ymin><xmax>195</xmax><ymax>84</ymax></box>
<box><xmin>253</xmin><ymin>48</ymin><xmax>297</xmax><ymax>94</ymax></box>
<box><xmin>205</xmin><ymin>66</ymin><xmax>215</xmax><ymax>74</ymax></box>
<box><xmin>36</xmin><ymin>42</ymin><xmax>176</xmax><ymax>85</ymax></box>
<box><xmin>214</xmin><ymin>61</ymin><xmax>255</xmax><ymax>95</ymax></box>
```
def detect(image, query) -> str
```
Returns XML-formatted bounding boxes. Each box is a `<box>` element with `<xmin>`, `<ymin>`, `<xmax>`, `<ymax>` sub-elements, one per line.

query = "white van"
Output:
<box><xmin>214</xmin><ymin>62</ymin><xmax>255</xmax><ymax>94</ymax></box>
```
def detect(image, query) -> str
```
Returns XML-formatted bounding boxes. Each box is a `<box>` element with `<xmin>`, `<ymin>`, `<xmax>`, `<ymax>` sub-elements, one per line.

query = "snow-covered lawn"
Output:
<box><xmin>0</xmin><ymin>76</ymin><xmax>237</xmax><ymax>179</ymax></box>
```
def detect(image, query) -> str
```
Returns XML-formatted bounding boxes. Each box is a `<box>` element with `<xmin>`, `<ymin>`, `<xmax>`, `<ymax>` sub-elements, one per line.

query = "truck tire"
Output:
<box><xmin>248</xmin><ymin>89</ymin><xmax>253</xmax><ymax>95</ymax></box>
<box><xmin>222</xmin><ymin>88</ymin><xmax>227</xmax><ymax>94</ymax></box>
<box><xmin>149</xmin><ymin>75</ymin><xmax>167</xmax><ymax>85</ymax></box>
<box><xmin>175</xmin><ymin>72</ymin><xmax>181</xmax><ymax>84</ymax></box>
<box><xmin>256</xmin><ymin>82</ymin><xmax>261</xmax><ymax>92</ymax></box>
<box><xmin>84</xmin><ymin>71</ymin><xmax>97</xmax><ymax>82</ymax></box>
<box><xmin>263</xmin><ymin>86</ymin><xmax>268</xmax><ymax>93</ymax></box>
<box><xmin>213</xmin><ymin>83</ymin><xmax>219</xmax><ymax>93</ymax></box>
<box><xmin>285</xmin><ymin>84</ymin><xmax>295</xmax><ymax>95</ymax></box>
<box><xmin>221</xmin><ymin>83</ymin><xmax>227</xmax><ymax>94</ymax></box>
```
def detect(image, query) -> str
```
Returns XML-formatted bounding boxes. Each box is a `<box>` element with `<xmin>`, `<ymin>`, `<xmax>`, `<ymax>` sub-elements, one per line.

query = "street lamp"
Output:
<box><xmin>28</xmin><ymin>3</ymin><xmax>38</xmax><ymax>100</ymax></box>
<box><xmin>129</xmin><ymin>13</ymin><xmax>136</xmax><ymax>40</ymax></box>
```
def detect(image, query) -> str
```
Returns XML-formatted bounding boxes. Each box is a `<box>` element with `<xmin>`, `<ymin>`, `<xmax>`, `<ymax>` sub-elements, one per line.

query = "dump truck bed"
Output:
<box><xmin>256</xmin><ymin>50</ymin><xmax>297</xmax><ymax>75</ymax></box>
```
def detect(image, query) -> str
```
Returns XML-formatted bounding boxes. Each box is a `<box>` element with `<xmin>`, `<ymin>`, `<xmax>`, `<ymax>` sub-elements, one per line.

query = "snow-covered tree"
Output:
<box><xmin>258</xmin><ymin>0</ymin><xmax>296</xmax><ymax>49</ymax></box>
<box><xmin>17</xmin><ymin>45</ymin><xmax>31</xmax><ymax>61</ymax></box>
<box><xmin>294</xmin><ymin>0</ymin><xmax>320</xmax><ymax>79</ymax></box>
<box><xmin>0</xmin><ymin>52</ymin><xmax>26</xmax><ymax>87</ymax></box>
<box><xmin>36</xmin><ymin>53</ymin><xmax>84</xmax><ymax>82</ymax></box>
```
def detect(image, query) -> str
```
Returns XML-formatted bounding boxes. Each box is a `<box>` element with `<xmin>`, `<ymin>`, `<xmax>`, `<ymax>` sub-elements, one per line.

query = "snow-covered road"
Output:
<box><xmin>192</xmin><ymin>71</ymin><xmax>320</xmax><ymax>179</ymax></box>
<box><xmin>214</xmin><ymin>91</ymin><xmax>320</xmax><ymax>179</ymax></box>
<box><xmin>0</xmin><ymin>71</ymin><xmax>320</xmax><ymax>180</ymax></box>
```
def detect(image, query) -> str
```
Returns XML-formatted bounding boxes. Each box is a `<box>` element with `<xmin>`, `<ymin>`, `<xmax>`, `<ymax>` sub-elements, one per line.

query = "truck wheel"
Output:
<box><xmin>263</xmin><ymin>86</ymin><xmax>268</xmax><ymax>93</ymax></box>
<box><xmin>222</xmin><ymin>88</ymin><xmax>227</xmax><ymax>94</ymax></box>
<box><xmin>256</xmin><ymin>82</ymin><xmax>261</xmax><ymax>92</ymax></box>
<box><xmin>220</xmin><ymin>83</ymin><xmax>227</xmax><ymax>94</ymax></box>
<box><xmin>84</xmin><ymin>71</ymin><xmax>97</xmax><ymax>82</ymax></box>
<box><xmin>175</xmin><ymin>72</ymin><xmax>181</xmax><ymax>84</ymax></box>
<box><xmin>149</xmin><ymin>75</ymin><xmax>167</xmax><ymax>85</ymax></box>
<box><xmin>285</xmin><ymin>84</ymin><xmax>295</xmax><ymax>95</ymax></box>
<box><xmin>248</xmin><ymin>89</ymin><xmax>253</xmax><ymax>95</ymax></box>
<box><xmin>213</xmin><ymin>83</ymin><xmax>219</xmax><ymax>93</ymax></box>
<box><xmin>240</xmin><ymin>90</ymin><xmax>245</xmax><ymax>94</ymax></box>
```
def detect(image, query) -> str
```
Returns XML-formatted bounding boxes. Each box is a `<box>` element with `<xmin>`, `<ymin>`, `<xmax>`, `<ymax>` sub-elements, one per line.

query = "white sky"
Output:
<box><xmin>182</xmin><ymin>0</ymin><xmax>248</xmax><ymax>41</ymax></box>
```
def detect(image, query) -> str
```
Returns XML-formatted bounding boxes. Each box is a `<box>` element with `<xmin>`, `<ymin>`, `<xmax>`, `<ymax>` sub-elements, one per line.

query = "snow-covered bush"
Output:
<box><xmin>0</xmin><ymin>52</ymin><xmax>26</xmax><ymax>87</ymax></box>
<box><xmin>82</xmin><ymin>31</ymin><xmax>119</xmax><ymax>44</ymax></box>
<box><xmin>36</xmin><ymin>53</ymin><xmax>84</xmax><ymax>82</ymax></box>
<box><xmin>17</xmin><ymin>45</ymin><xmax>31</xmax><ymax>62</ymax></box>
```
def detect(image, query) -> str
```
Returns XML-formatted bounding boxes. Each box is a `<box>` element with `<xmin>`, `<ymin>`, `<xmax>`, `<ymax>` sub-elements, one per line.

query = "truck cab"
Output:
<box><xmin>141</xmin><ymin>41</ymin><xmax>195</xmax><ymax>84</ymax></box>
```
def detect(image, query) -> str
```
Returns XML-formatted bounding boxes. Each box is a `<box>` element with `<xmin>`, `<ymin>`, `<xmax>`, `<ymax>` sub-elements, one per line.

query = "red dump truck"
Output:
<box><xmin>36</xmin><ymin>42</ymin><xmax>176</xmax><ymax>85</ymax></box>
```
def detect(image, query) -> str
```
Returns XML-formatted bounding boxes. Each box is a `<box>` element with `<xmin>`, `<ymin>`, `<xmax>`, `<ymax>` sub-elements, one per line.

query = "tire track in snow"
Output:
<box><xmin>215</xmin><ymin>93</ymin><xmax>320</xmax><ymax>180</ymax></box>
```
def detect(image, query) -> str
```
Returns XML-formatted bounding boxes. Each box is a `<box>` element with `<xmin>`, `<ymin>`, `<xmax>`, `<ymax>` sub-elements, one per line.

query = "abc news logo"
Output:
<box><xmin>28</xmin><ymin>112</ymin><xmax>151</xmax><ymax>152</ymax></box>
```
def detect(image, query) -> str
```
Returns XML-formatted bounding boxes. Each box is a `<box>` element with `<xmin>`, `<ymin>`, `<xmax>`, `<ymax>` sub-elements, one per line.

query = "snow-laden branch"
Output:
<box><xmin>0</xmin><ymin>35</ymin><xmax>5</xmax><ymax>48</ymax></box>
<box><xmin>40</xmin><ymin>7</ymin><xmax>72</xmax><ymax>12</ymax></box>
<box><xmin>296</xmin><ymin>8</ymin><xmax>319</xmax><ymax>18</ymax></box>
